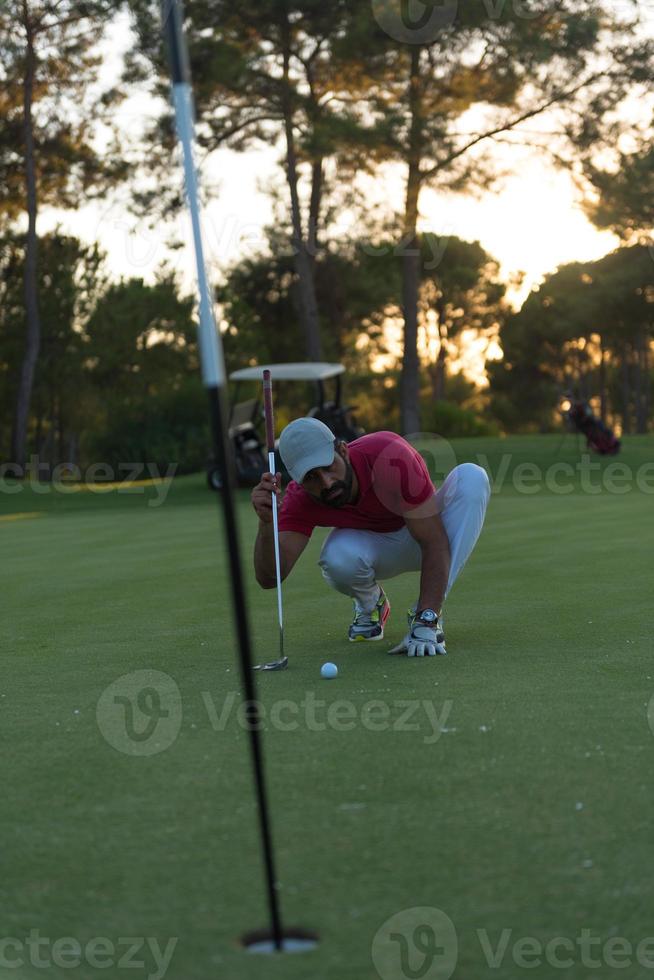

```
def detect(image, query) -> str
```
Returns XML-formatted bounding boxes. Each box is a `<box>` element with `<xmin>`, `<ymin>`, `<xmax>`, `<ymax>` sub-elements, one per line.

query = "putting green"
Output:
<box><xmin>0</xmin><ymin>511</ymin><xmax>44</xmax><ymax>523</ymax></box>
<box><xmin>1</xmin><ymin>435</ymin><xmax>653</xmax><ymax>980</ymax></box>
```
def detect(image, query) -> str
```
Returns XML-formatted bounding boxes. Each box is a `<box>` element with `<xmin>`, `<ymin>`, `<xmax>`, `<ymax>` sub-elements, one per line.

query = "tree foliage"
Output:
<box><xmin>342</xmin><ymin>1</ymin><xmax>654</xmax><ymax>432</ymax></box>
<box><xmin>490</xmin><ymin>245</ymin><xmax>654</xmax><ymax>433</ymax></box>
<box><xmin>126</xmin><ymin>0</ymin><xmax>380</xmax><ymax>359</ymax></box>
<box><xmin>0</xmin><ymin>0</ymin><xmax>127</xmax><ymax>216</ymax></box>
<box><xmin>419</xmin><ymin>234</ymin><xmax>506</xmax><ymax>402</ymax></box>
<box><xmin>0</xmin><ymin>231</ymin><xmax>105</xmax><ymax>462</ymax></box>
<box><xmin>83</xmin><ymin>276</ymin><xmax>204</xmax><ymax>469</ymax></box>
<box><xmin>585</xmin><ymin>142</ymin><xmax>654</xmax><ymax>241</ymax></box>
<box><xmin>219</xmin><ymin>240</ymin><xmax>400</xmax><ymax>361</ymax></box>
<box><xmin>2</xmin><ymin>3</ymin><xmax>653</xmax><ymax>460</ymax></box>
<box><xmin>0</xmin><ymin>232</ymin><xmax>204</xmax><ymax>471</ymax></box>
<box><xmin>121</xmin><ymin>0</ymin><xmax>653</xmax><ymax>435</ymax></box>
<box><xmin>218</xmin><ymin>231</ymin><xmax>504</xmax><ymax>431</ymax></box>
<box><xmin>0</xmin><ymin>0</ymin><xmax>129</xmax><ymax>464</ymax></box>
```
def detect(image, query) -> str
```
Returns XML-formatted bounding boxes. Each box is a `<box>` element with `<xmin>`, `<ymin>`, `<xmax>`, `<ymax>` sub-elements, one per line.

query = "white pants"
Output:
<box><xmin>318</xmin><ymin>463</ymin><xmax>490</xmax><ymax>612</ymax></box>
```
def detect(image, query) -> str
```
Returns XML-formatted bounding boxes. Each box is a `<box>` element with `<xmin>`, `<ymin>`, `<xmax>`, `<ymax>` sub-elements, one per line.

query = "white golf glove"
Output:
<box><xmin>388</xmin><ymin>609</ymin><xmax>446</xmax><ymax>657</ymax></box>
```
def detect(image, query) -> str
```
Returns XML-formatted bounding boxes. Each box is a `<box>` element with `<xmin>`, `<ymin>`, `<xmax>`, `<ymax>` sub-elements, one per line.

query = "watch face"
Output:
<box><xmin>418</xmin><ymin>609</ymin><xmax>437</xmax><ymax>624</ymax></box>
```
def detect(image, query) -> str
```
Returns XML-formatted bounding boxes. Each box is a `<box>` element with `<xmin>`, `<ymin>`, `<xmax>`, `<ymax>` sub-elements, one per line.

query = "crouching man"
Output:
<box><xmin>251</xmin><ymin>420</ymin><xmax>489</xmax><ymax>657</ymax></box>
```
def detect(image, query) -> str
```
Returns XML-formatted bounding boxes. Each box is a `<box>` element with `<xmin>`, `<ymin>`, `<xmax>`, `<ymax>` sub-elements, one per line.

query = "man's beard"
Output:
<box><xmin>319</xmin><ymin>460</ymin><xmax>354</xmax><ymax>508</ymax></box>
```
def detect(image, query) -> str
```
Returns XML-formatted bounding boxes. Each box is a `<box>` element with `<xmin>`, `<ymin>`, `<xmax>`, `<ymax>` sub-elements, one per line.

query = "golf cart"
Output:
<box><xmin>207</xmin><ymin>362</ymin><xmax>364</xmax><ymax>490</ymax></box>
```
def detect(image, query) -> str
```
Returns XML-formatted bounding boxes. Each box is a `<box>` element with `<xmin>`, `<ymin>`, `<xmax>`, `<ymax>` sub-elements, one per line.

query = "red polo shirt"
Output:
<box><xmin>277</xmin><ymin>431</ymin><xmax>435</xmax><ymax>538</ymax></box>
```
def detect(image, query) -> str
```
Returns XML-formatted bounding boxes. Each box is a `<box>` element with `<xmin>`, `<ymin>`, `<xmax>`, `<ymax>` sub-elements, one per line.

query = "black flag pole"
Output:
<box><xmin>161</xmin><ymin>0</ymin><xmax>284</xmax><ymax>951</ymax></box>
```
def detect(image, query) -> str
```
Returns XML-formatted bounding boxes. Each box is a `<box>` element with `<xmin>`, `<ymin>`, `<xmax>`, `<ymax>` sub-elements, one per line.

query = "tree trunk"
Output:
<box><xmin>280</xmin><ymin>11</ymin><xmax>322</xmax><ymax>361</ymax></box>
<box><xmin>11</xmin><ymin>19</ymin><xmax>41</xmax><ymax>467</ymax></box>
<box><xmin>598</xmin><ymin>338</ymin><xmax>606</xmax><ymax>422</ymax></box>
<box><xmin>57</xmin><ymin>398</ymin><xmax>65</xmax><ymax>463</ymax></box>
<box><xmin>427</xmin><ymin>353</ymin><xmax>446</xmax><ymax>402</ymax></box>
<box><xmin>431</xmin><ymin>297</ymin><xmax>448</xmax><ymax>401</ymax></box>
<box><xmin>67</xmin><ymin>432</ymin><xmax>78</xmax><ymax>466</ymax></box>
<box><xmin>400</xmin><ymin>46</ymin><xmax>423</xmax><ymax>436</ymax></box>
<box><xmin>636</xmin><ymin>330</ymin><xmax>649</xmax><ymax>434</ymax></box>
<box><xmin>633</xmin><ymin>332</ymin><xmax>642</xmax><ymax>433</ymax></box>
<box><xmin>36</xmin><ymin>409</ymin><xmax>43</xmax><ymax>454</ymax></box>
<box><xmin>644</xmin><ymin>335</ymin><xmax>652</xmax><ymax>431</ymax></box>
<box><xmin>433</xmin><ymin>346</ymin><xmax>447</xmax><ymax>401</ymax></box>
<box><xmin>307</xmin><ymin>158</ymin><xmax>323</xmax><ymax>264</ymax></box>
<box><xmin>621</xmin><ymin>347</ymin><xmax>631</xmax><ymax>435</ymax></box>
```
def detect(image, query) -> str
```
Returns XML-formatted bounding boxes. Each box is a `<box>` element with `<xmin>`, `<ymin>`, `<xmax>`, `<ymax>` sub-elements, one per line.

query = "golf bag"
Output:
<box><xmin>566</xmin><ymin>401</ymin><xmax>621</xmax><ymax>456</ymax></box>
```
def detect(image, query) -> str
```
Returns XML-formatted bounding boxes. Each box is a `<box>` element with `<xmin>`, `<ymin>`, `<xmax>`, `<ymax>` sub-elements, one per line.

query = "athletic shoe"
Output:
<box><xmin>348</xmin><ymin>588</ymin><xmax>391</xmax><ymax>642</ymax></box>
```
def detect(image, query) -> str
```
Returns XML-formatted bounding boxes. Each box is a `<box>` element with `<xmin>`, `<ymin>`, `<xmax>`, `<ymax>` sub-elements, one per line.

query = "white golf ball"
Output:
<box><xmin>320</xmin><ymin>662</ymin><xmax>338</xmax><ymax>679</ymax></box>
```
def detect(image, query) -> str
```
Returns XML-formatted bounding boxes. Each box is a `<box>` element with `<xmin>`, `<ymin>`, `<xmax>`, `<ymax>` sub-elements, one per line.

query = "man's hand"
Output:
<box><xmin>251</xmin><ymin>472</ymin><xmax>281</xmax><ymax>524</ymax></box>
<box><xmin>388</xmin><ymin>616</ymin><xmax>447</xmax><ymax>657</ymax></box>
<box><xmin>407</xmin><ymin>621</ymin><xmax>445</xmax><ymax>657</ymax></box>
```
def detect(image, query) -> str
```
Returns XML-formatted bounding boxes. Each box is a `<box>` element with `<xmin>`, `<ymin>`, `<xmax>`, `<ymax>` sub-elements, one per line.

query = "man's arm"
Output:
<box><xmin>254</xmin><ymin>525</ymin><xmax>309</xmax><ymax>589</ymax></box>
<box><xmin>251</xmin><ymin>472</ymin><xmax>309</xmax><ymax>588</ymax></box>
<box><xmin>404</xmin><ymin>501</ymin><xmax>451</xmax><ymax>613</ymax></box>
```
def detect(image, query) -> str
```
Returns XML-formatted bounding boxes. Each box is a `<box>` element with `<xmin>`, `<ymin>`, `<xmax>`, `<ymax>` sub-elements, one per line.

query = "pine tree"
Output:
<box><xmin>0</xmin><ymin>0</ymin><xmax>126</xmax><ymax>465</ymax></box>
<box><xmin>347</xmin><ymin>1</ymin><xmax>654</xmax><ymax>431</ymax></box>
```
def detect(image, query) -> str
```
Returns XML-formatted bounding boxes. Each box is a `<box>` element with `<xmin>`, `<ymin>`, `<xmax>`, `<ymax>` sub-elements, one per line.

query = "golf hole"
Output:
<box><xmin>241</xmin><ymin>927</ymin><xmax>319</xmax><ymax>954</ymax></box>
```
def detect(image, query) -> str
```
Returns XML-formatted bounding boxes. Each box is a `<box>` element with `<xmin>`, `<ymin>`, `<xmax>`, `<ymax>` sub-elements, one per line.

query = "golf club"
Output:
<box><xmin>254</xmin><ymin>369</ymin><xmax>288</xmax><ymax>671</ymax></box>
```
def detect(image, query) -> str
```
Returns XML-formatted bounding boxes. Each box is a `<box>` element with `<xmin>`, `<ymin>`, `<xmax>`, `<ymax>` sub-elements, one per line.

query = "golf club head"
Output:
<box><xmin>253</xmin><ymin>656</ymin><xmax>289</xmax><ymax>672</ymax></box>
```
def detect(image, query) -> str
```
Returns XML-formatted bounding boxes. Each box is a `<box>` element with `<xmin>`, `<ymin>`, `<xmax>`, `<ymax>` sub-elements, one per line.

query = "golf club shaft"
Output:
<box><xmin>162</xmin><ymin>0</ymin><xmax>284</xmax><ymax>951</ymax></box>
<box><xmin>269</xmin><ymin>459</ymin><xmax>284</xmax><ymax>641</ymax></box>
<box><xmin>263</xmin><ymin>371</ymin><xmax>284</xmax><ymax>652</ymax></box>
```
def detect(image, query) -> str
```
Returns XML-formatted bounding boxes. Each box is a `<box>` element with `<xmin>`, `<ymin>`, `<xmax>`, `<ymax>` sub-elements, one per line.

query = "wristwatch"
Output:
<box><xmin>415</xmin><ymin>608</ymin><xmax>438</xmax><ymax>626</ymax></box>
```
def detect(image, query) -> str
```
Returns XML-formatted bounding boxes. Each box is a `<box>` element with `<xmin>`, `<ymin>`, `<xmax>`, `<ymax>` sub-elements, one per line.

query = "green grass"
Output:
<box><xmin>1</xmin><ymin>435</ymin><xmax>653</xmax><ymax>980</ymax></box>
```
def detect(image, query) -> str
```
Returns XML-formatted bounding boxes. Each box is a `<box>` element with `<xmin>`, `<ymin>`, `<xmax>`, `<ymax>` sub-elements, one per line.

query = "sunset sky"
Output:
<box><xmin>45</xmin><ymin>110</ymin><xmax>619</xmax><ymax>306</ymax></box>
<box><xmin>40</xmin><ymin>10</ymin><xmax>635</xmax><ymax>351</ymax></box>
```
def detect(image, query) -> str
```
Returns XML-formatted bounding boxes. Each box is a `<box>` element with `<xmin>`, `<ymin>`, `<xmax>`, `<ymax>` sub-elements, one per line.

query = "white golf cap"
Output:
<box><xmin>279</xmin><ymin>418</ymin><xmax>336</xmax><ymax>483</ymax></box>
